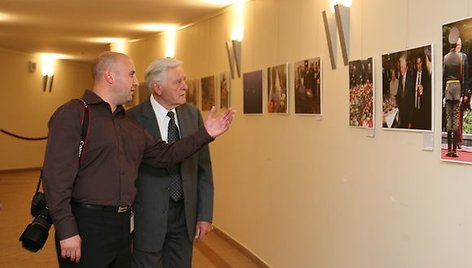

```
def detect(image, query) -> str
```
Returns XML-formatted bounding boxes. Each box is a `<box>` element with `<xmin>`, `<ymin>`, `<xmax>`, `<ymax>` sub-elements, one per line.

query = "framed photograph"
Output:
<box><xmin>267</xmin><ymin>63</ymin><xmax>288</xmax><ymax>114</ymax></box>
<box><xmin>349</xmin><ymin>57</ymin><xmax>374</xmax><ymax>128</ymax></box>
<box><xmin>186</xmin><ymin>78</ymin><xmax>199</xmax><ymax>108</ymax></box>
<box><xmin>442</xmin><ymin>18</ymin><xmax>472</xmax><ymax>163</ymax></box>
<box><xmin>218</xmin><ymin>72</ymin><xmax>231</xmax><ymax>109</ymax></box>
<box><xmin>294</xmin><ymin>57</ymin><xmax>322</xmax><ymax>115</ymax></box>
<box><xmin>201</xmin><ymin>75</ymin><xmax>216</xmax><ymax>111</ymax></box>
<box><xmin>381</xmin><ymin>45</ymin><xmax>433</xmax><ymax>132</ymax></box>
<box><xmin>243</xmin><ymin>70</ymin><xmax>263</xmax><ymax>114</ymax></box>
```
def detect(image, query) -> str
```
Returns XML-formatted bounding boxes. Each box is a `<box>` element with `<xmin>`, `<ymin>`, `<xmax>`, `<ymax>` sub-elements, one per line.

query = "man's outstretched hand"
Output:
<box><xmin>204</xmin><ymin>106</ymin><xmax>236</xmax><ymax>138</ymax></box>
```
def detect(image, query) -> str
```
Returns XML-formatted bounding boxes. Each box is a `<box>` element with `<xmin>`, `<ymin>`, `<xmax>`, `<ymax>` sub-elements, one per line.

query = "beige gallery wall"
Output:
<box><xmin>128</xmin><ymin>0</ymin><xmax>472</xmax><ymax>267</ymax></box>
<box><xmin>2</xmin><ymin>0</ymin><xmax>472</xmax><ymax>267</ymax></box>
<box><xmin>0</xmin><ymin>48</ymin><xmax>92</xmax><ymax>170</ymax></box>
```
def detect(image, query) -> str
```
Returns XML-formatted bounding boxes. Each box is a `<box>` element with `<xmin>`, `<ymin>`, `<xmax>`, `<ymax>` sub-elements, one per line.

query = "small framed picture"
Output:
<box><xmin>267</xmin><ymin>63</ymin><xmax>288</xmax><ymax>114</ymax></box>
<box><xmin>200</xmin><ymin>75</ymin><xmax>216</xmax><ymax>111</ymax></box>
<box><xmin>349</xmin><ymin>57</ymin><xmax>374</xmax><ymax>128</ymax></box>
<box><xmin>243</xmin><ymin>70</ymin><xmax>263</xmax><ymax>114</ymax></box>
<box><xmin>218</xmin><ymin>72</ymin><xmax>231</xmax><ymax>109</ymax></box>
<box><xmin>294</xmin><ymin>57</ymin><xmax>322</xmax><ymax>115</ymax></box>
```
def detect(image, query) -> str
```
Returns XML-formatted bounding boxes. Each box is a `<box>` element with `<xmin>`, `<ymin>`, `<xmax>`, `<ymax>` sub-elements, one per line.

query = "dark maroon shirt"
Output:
<box><xmin>42</xmin><ymin>90</ymin><xmax>213</xmax><ymax>240</ymax></box>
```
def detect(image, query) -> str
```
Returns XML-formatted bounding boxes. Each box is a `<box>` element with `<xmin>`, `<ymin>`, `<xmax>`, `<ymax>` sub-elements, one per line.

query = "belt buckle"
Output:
<box><xmin>117</xmin><ymin>206</ymin><xmax>128</xmax><ymax>213</ymax></box>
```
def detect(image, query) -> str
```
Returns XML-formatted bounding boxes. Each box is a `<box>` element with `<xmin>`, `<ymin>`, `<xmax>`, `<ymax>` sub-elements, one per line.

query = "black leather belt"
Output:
<box><xmin>71</xmin><ymin>201</ymin><xmax>130</xmax><ymax>213</ymax></box>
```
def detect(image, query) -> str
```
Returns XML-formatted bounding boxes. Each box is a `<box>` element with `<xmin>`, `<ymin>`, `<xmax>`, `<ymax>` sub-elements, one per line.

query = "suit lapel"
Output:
<box><xmin>142</xmin><ymin>100</ymin><xmax>163</xmax><ymax>140</ymax></box>
<box><xmin>176</xmin><ymin>105</ymin><xmax>190</xmax><ymax>138</ymax></box>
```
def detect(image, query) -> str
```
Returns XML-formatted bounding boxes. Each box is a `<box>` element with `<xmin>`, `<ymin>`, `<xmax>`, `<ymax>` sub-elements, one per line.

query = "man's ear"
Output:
<box><xmin>104</xmin><ymin>70</ymin><xmax>114</xmax><ymax>84</ymax></box>
<box><xmin>153</xmin><ymin>81</ymin><xmax>162</xmax><ymax>95</ymax></box>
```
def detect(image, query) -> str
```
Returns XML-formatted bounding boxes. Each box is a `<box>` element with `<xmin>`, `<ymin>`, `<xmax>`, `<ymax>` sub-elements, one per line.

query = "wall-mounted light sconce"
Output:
<box><xmin>226</xmin><ymin>40</ymin><xmax>242</xmax><ymax>79</ymax></box>
<box><xmin>41</xmin><ymin>54</ymin><xmax>56</xmax><ymax>92</ymax></box>
<box><xmin>334</xmin><ymin>3</ymin><xmax>350</xmax><ymax>66</ymax></box>
<box><xmin>226</xmin><ymin>0</ymin><xmax>245</xmax><ymax>79</ymax></box>
<box><xmin>322</xmin><ymin>0</ymin><xmax>351</xmax><ymax>69</ymax></box>
<box><xmin>322</xmin><ymin>10</ymin><xmax>337</xmax><ymax>69</ymax></box>
<box><xmin>42</xmin><ymin>75</ymin><xmax>54</xmax><ymax>92</ymax></box>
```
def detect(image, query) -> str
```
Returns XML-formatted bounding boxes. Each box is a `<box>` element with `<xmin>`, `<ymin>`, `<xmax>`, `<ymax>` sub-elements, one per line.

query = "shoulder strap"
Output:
<box><xmin>77</xmin><ymin>99</ymin><xmax>90</xmax><ymax>162</ymax></box>
<box><xmin>37</xmin><ymin>99</ymin><xmax>90</xmax><ymax>193</ymax></box>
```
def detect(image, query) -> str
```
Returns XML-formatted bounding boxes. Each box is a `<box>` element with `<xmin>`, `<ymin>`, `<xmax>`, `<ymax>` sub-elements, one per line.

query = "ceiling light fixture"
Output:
<box><xmin>139</xmin><ymin>23</ymin><xmax>177</xmax><ymax>32</ymax></box>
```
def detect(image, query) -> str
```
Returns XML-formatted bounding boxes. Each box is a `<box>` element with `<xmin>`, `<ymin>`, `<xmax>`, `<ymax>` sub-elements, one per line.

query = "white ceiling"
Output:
<box><xmin>0</xmin><ymin>0</ymin><xmax>236</xmax><ymax>62</ymax></box>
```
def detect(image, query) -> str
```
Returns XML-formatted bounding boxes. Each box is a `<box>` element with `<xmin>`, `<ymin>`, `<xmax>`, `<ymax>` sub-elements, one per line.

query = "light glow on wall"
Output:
<box><xmin>165</xmin><ymin>27</ymin><xmax>177</xmax><ymax>58</ymax></box>
<box><xmin>205</xmin><ymin>0</ymin><xmax>239</xmax><ymax>5</ymax></box>
<box><xmin>0</xmin><ymin>12</ymin><xmax>11</xmax><ymax>21</ymax></box>
<box><xmin>230</xmin><ymin>0</ymin><xmax>245</xmax><ymax>41</ymax></box>
<box><xmin>40</xmin><ymin>54</ymin><xmax>56</xmax><ymax>76</ymax></box>
<box><xmin>110</xmin><ymin>40</ymin><xmax>127</xmax><ymax>53</ymax></box>
<box><xmin>330</xmin><ymin>0</ymin><xmax>352</xmax><ymax>12</ymax></box>
<box><xmin>91</xmin><ymin>37</ymin><xmax>127</xmax><ymax>44</ymax></box>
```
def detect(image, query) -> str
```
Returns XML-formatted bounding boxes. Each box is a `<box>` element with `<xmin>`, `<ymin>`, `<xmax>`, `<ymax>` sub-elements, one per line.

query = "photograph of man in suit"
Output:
<box><xmin>411</xmin><ymin>53</ymin><xmax>432</xmax><ymax>130</ymax></box>
<box><xmin>129</xmin><ymin>58</ymin><xmax>214</xmax><ymax>268</ymax></box>
<box><xmin>396</xmin><ymin>53</ymin><xmax>415</xmax><ymax>129</ymax></box>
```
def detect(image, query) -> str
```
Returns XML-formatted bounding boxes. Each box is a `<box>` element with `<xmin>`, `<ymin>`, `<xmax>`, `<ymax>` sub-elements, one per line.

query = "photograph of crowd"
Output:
<box><xmin>243</xmin><ymin>70</ymin><xmax>263</xmax><ymax>114</ymax></box>
<box><xmin>381</xmin><ymin>45</ymin><xmax>433</xmax><ymax>132</ymax></box>
<box><xmin>442</xmin><ymin>18</ymin><xmax>472</xmax><ymax>163</ymax></box>
<box><xmin>349</xmin><ymin>57</ymin><xmax>374</xmax><ymax>128</ymax></box>
<box><xmin>294</xmin><ymin>57</ymin><xmax>322</xmax><ymax>115</ymax></box>
<box><xmin>267</xmin><ymin>64</ymin><xmax>288</xmax><ymax>114</ymax></box>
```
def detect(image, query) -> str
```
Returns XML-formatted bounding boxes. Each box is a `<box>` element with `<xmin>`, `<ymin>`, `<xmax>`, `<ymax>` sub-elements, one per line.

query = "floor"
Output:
<box><xmin>0</xmin><ymin>169</ymin><xmax>261</xmax><ymax>268</ymax></box>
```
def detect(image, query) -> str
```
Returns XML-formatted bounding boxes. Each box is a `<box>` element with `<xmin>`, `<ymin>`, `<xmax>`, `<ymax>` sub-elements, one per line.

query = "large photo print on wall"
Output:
<box><xmin>349</xmin><ymin>57</ymin><xmax>374</xmax><ymax>128</ymax></box>
<box><xmin>442</xmin><ymin>18</ymin><xmax>472</xmax><ymax>163</ymax></box>
<box><xmin>381</xmin><ymin>45</ymin><xmax>433</xmax><ymax>132</ymax></box>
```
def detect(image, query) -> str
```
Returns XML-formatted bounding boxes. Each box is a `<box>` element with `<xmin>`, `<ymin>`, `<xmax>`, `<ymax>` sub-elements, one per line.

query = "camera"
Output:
<box><xmin>19</xmin><ymin>191</ymin><xmax>53</xmax><ymax>252</ymax></box>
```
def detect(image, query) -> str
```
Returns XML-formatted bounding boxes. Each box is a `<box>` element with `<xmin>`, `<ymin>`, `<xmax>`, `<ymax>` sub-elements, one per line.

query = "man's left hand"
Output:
<box><xmin>195</xmin><ymin>221</ymin><xmax>213</xmax><ymax>243</ymax></box>
<box><xmin>204</xmin><ymin>107</ymin><xmax>236</xmax><ymax>138</ymax></box>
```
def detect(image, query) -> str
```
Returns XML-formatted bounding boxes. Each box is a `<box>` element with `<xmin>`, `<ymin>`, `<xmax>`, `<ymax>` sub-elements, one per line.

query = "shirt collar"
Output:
<box><xmin>82</xmin><ymin>90</ymin><xmax>126</xmax><ymax>115</ymax></box>
<box><xmin>150</xmin><ymin>95</ymin><xmax>177</xmax><ymax>121</ymax></box>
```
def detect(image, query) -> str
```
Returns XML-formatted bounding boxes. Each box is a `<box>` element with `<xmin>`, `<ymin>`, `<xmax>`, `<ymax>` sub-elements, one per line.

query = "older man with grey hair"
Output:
<box><xmin>129</xmin><ymin>58</ymin><xmax>215</xmax><ymax>268</ymax></box>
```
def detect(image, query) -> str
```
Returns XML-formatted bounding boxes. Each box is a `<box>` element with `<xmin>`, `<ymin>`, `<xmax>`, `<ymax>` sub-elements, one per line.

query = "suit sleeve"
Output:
<box><xmin>195</xmin><ymin>112</ymin><xmax>214</xmax><ymax>222</ymax></box>
<box><xmin>141</xmin><ymin>123</ymin><xmax>214</xmax><ymax>168</ymax></box>
<box><xmin>42</xmin><ymin>101</ymin><xmax>82</xmax><ymax>240</ymax></box>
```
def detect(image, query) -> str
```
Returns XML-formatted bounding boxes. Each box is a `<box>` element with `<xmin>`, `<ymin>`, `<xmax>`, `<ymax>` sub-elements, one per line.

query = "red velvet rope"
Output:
<box><xmin>0</xmin><ymin>129</ymin><xmax>47</xmax><ymax>141</ymax></box>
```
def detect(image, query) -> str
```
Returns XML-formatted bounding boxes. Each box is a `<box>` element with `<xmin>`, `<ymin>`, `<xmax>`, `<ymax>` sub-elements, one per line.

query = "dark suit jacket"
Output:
<box><xmin>128</xmin><ymin>101</ymin><xmax>214</xmax><ymax>252</ymax></box>
<box><xmin>412</xmin><ymin>69</ymin><xmax>432</xmax><ymax>130</ymax></box>
<box><xmin>396</xmin><ymin>69</ymin><xmax>415</xmax><ymax>128</ymax></box>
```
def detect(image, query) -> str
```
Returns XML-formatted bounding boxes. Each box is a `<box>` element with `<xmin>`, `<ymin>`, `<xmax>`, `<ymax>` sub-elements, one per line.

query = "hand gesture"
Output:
<box><xmin>204</xmin><ymin>106</ymin><xmax>236</xmax><ymax>138</ymax></box>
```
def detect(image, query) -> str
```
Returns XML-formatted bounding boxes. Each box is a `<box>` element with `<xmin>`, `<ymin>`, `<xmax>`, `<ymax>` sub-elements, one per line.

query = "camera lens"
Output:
<box><xmin>19</xmin><ymin>210</ymin><xmax>52</xmax><ymax>252</ymax></box>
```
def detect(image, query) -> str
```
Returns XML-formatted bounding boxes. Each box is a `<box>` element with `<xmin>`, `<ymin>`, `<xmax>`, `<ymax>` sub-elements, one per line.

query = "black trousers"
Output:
<box><xmin>55</xmin><ymin>204</ymin><xmax>132</xmax><ymax>268</ymax></box>
<box><xmin>132</xmin><ymin>198</ymin><xmax>192</xmax><ymax>268</ymax></box>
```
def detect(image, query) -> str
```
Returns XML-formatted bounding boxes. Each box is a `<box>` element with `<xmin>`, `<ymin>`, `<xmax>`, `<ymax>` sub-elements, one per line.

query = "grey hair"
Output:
<box><xmin>144</xmin><ymin>57</ymin><xmax>182</xmax><ymax>93</ymax></box>
<box><xmin>399</xmin><ymin>52</ymin><xmax>407</xmax><ymax>63</ymax></box>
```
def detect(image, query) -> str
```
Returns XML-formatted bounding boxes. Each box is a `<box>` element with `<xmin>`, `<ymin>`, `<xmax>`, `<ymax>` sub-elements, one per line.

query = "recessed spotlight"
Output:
<box><xmin>204</xmin><ymin>0</ymin><xmax>239</xmax><ymax>5</ymax></box>
<box><xmin>90</xmin><ymin>37</ymin><xmax>128</xmax><ymax>44</ymax></box>
<box><xmin>138</xmin><ymin>24</ymin><xmax>176</xmax><ymax>32</ymax></box>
